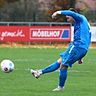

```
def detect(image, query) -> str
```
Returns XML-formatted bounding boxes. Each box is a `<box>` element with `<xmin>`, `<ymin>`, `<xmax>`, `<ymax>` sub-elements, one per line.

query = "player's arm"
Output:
<box><xmin>52</xmin><ymin>10</ymin><xmax>82</xmax><ymax>21</ymax></box>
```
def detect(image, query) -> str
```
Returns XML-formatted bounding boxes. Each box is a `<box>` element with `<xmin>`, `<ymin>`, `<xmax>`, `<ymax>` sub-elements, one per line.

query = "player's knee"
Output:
<box><xmin>60</xmin><ymin>64</ymin><xmax>68</xmax><ymax>70</ymax></box>
<box><xmin>57</xmin><ymin>58</ymin><xmax>62</xmax><ymax>64</ymax></box>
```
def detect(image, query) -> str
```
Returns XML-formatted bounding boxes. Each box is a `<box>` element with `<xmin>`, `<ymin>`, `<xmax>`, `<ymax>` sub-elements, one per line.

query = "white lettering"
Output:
<box><xmin>32</xmin><ymin>30</ymin><xmax>60</xmax><ymax>37</ymax></box>
<box><xmin>0</xmin><ymin>30</ymin><xmax>25</xmax><ymax>40</ymax></box>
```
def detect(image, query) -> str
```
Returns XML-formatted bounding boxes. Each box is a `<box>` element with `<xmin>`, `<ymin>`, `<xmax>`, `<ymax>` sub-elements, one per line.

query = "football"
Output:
<box><xmin>0</xmin><ymin>59</ymin><xmax>14</xmax><ymax>73</ymax></box>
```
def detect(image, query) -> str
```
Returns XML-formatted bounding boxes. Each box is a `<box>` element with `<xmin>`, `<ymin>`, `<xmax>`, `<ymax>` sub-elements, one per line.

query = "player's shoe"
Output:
<box><xmin>30</xmin><ymin>69</ymin><xmax>42</xmax><ymax>79</ymax></box>
<box><xmin>52</xmin><ymin>86</ymin><xmax>64</xmax><ymax>91</ymax></box>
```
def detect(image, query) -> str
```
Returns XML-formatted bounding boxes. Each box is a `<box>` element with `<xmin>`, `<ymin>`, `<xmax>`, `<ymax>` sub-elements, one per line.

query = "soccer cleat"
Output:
<box><xmin>52</xmin><ymin>86</ymin><xmax>64</xmax><ymax>91</ymax></box>
<box><xmin>30</xmin><ymin>69</ymin><xmax>42</xmax><ymax>79</ymax></box>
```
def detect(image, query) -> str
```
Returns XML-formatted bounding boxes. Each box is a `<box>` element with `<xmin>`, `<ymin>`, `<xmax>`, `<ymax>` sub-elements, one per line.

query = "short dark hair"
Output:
<box><xmin>69</xmin><ymin>8</ymin><xmax>78</xmax><ymax>13</ymax></box>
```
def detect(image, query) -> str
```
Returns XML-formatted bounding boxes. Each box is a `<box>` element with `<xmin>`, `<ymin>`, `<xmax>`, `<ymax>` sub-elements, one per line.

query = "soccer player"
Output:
<box><xmin>30</xmin><ymin>8</ymin><xmax>91</xmax><ymax>91</ymax></box>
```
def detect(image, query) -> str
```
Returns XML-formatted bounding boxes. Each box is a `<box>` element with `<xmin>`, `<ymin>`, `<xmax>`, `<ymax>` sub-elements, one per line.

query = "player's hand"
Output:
<box><xmin>52</xmin><ymin>12</ymin><xmax>57</xmax><ymax>19</ymax></box>
<box><xmin>52</xmin><ymin>11</ymin><xmax>61</xmax><ymax>19</ymax></box>
<box><xmin>78</xmin><ymin>59</ymin><xmax>83</xmax><ymax>64</ymax></box>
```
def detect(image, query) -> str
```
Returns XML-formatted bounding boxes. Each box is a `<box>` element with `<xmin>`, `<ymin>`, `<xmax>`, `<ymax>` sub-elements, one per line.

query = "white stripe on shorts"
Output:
<box><xmin>69</xmin><ymin>45</ymin><xmax>74</xmax><ymax>54</ymax></box>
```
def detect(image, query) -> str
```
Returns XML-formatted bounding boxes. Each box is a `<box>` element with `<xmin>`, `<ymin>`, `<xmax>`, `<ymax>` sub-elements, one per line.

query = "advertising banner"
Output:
<box><xmin>90</xmin><ymin>26</ymin><xmax>96</xmax><ymax>42</ymax></box>
<box><xmin>29</xmin><ymin>26</ymin><xmax>71</xmax><ymax>42</ymax></box>
<box><xmin>0</xmin><ymin>26</ymin><xmax>71</xmax><ymax>42</ymax></box>
<box><xmin>0</xmin><ymin>26</ymin><xmax>29</xmax><ymax>42</ymax></box>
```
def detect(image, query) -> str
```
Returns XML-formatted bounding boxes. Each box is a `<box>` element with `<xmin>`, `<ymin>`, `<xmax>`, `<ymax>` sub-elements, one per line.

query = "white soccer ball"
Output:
<box><xmin>0</xmin><ymin>59</ymin><xmax>14</xmax><ymax>73</ymax></box>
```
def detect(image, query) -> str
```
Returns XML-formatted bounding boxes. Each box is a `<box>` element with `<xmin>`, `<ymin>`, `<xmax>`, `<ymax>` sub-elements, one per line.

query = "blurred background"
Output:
<box><xmin>0</xmin><ymin>0</ymin><xmax>96</xmax><ymax>24</ymax></box>
<box><xmin>0</xmin><ymin>0</ymin><xmax>96</xmax><ymax>47</ymax></box>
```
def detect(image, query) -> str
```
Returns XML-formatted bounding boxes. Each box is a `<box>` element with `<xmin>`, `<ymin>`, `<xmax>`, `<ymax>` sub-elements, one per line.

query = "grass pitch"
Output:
<box><xmin>0</xmin><ymin>47</ymin><xmax>96</xmax><ymax>96</ymax></box>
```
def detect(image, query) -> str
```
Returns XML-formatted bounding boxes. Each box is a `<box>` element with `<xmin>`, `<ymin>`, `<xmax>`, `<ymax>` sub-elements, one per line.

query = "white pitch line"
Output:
<box><xmin>13</xmin><ymin>58</ymin><xmax>51</xmax><ymax>62</ymax></box>
<box><xmin>68</xmin><ymin>70</ymin><xmax>91</xmax><ymax>73</ymax></box>
<box><xmin>14</xmin><ymin>68</ymin><xmax>91</xmax><ymax>73</ymax></box>
<box><xmin>14</xmin><ymin>68</ymin><xmax>30</xmax><ymax>71</ymax></box>
<box><xmin>55</xmin><ymin>69</ymin><xmax>91</xmax><ymax>73</ymax></box>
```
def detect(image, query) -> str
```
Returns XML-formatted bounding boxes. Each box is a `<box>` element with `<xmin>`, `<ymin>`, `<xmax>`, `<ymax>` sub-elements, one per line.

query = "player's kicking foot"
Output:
<box><xmin>52</xmin><ymin>86</ymin><xmax>64</xmax><ymax>91</ymax></box>
<box><xmin>30</xmin><ymin>69</ymin><xmax>42</xmax><ymax>79</ymax></box>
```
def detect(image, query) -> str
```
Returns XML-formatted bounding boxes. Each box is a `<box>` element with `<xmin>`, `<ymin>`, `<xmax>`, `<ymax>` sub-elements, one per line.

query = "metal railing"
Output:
<box><xmin>0</xmin><ymin>22</ymin><xmax>71</xmax><ymax>26</ymax></box>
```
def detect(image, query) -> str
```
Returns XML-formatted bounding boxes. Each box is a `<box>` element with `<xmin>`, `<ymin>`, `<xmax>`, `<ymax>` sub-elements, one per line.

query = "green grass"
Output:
<box><xmin>0</xmin><ymin>48</ymin><xmax>96</xmax><ymax>96</ymax></box>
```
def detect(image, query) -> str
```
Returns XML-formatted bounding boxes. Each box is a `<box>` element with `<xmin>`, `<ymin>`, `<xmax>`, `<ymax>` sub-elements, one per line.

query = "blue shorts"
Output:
<box><xmin>60</xmin><ymin>44</ymin><xmax>87</xmax><ymax>67</ymax></box>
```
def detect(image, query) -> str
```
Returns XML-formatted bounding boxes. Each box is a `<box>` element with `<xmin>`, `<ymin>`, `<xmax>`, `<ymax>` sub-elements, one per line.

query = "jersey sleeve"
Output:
<box><xmin>60</xmin><ymin>10</ymin><xmax>83</xmax><ymax>21</ymax></box>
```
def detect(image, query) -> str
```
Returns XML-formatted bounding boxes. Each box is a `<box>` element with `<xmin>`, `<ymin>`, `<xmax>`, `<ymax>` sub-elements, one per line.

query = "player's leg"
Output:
<box><xmin>53</xmin><ymin>64</ymin><xmax>68</xmax><ymax>91</ymax></box>
<box><xmin>52</xmin><ymin>45</ymin><xmax>73</xmax><ymax>91</ymax></box>
<box><xmin>30</xmin><ymin>58</ymin><xmax>62</xmax><ymax>78</ymax></box>
<box><xmin>31</xmin><ymin>43</ymin><xmax>73</xmax><ymax>78</ymax></box>
<box><xmin>59</xmin><ymin>64</ymin><xmax>68</xmax><ymax>88</ymax></box>
<box><xmin>53</xmin><ymin>47</ymin><xmax>87</xmax><ymax>91</ymax></box>
<box><xmin>42</xmin><ymin>58</ymin><xmax>62</xmax><ymax>74</ymax></box>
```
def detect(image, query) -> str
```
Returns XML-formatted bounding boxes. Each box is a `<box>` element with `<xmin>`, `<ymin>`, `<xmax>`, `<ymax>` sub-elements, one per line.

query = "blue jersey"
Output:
<box><xmin>61</xmin><ymin>10</ymin><xmax>91</xmax><ymax>50</ymax></box>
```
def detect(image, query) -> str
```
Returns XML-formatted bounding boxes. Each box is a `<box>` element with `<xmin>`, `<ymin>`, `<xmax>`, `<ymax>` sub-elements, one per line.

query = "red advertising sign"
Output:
<box><xmin>0</xmin><ymin>26</ymin><xmax>29</xmax><ymax>42</ymax></box>
<box><xmin>0</xmin><ymin>26</ymin><xmax>71</xmax><ymax>42</ymax></box>
<box><xmin>29</xmin><ymin>26</ymin><xmax>71</xmax><ymax>42</ymax></box>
